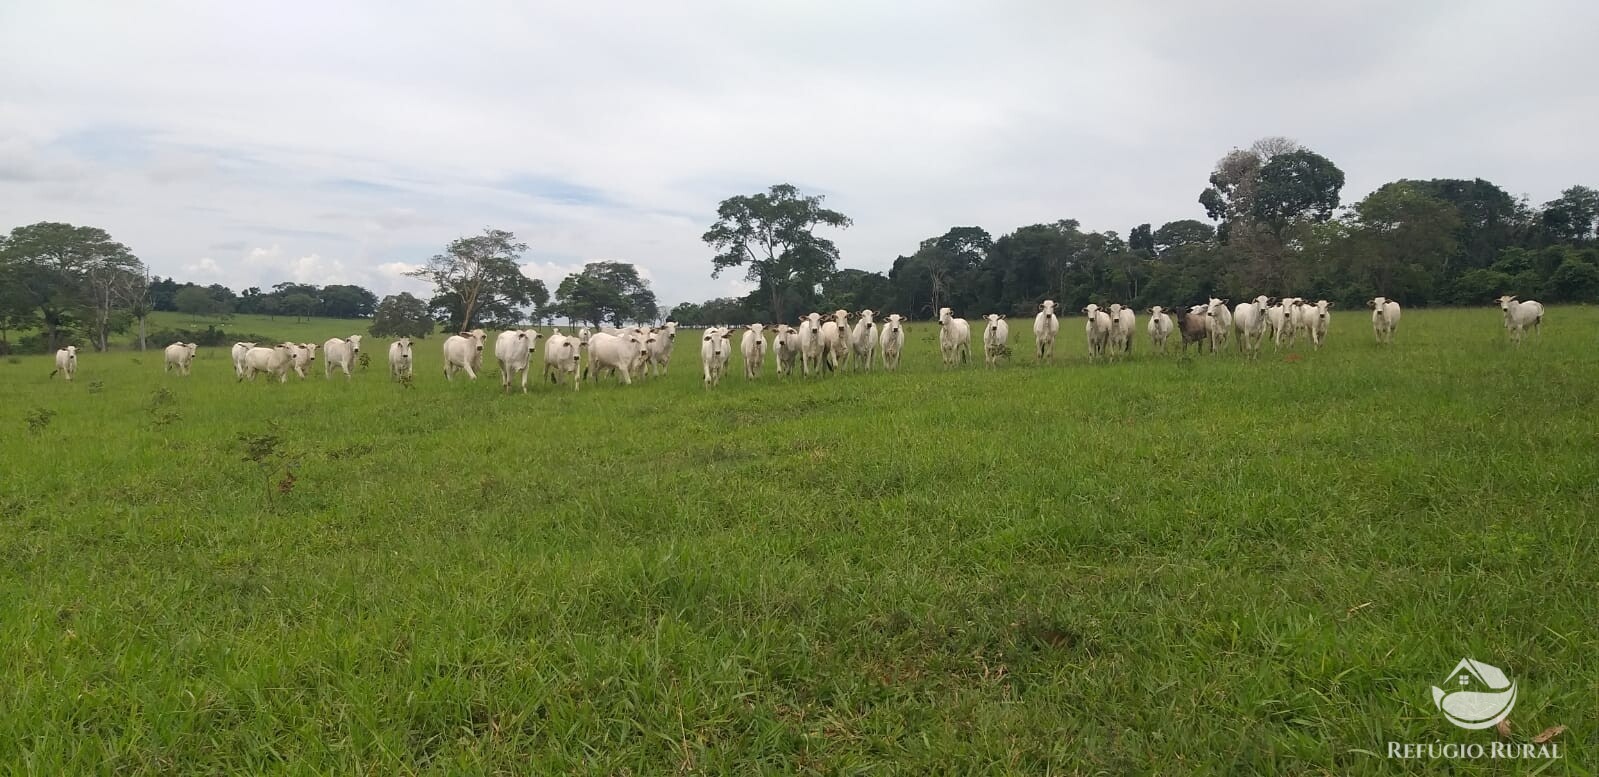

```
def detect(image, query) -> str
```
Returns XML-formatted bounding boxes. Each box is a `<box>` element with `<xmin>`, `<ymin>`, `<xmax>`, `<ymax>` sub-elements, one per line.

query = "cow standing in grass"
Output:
<box><xmin>164</xmin><ymin>342</ymin><xmax>198</xmax><ymax>376</ymax></box>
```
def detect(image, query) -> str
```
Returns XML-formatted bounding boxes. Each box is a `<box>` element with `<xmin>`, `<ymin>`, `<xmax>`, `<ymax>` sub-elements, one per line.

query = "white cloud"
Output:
<box><xmin>183</xmin><ymin>256</ymin><xmax>220</xmax><ymax>276</ymax></box>
<box><xmin>0</xmin><ymin>0</ymin><xmax>1595</xmax><ymax>308</ymax></box>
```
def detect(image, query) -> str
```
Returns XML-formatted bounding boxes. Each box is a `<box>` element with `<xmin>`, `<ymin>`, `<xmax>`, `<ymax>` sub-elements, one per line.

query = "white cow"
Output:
<box><xmin>1289</xmin><ymin>299</ymin><xmax>1317</xmax><ymax>346</ymax></box>
<box><xmin>388</xmin><ymin>338</ymin><xmax>414</xmax><ymax>380</ymax></box>
<box><xmin>542</xmin><ymin>332</ymin><xmax>582</xmax><ymax>390</ymax></box>
<box><xmin>982</xmin><ymin>314</ymin><xmax>1009</xmax><ymax>367</ymax></box>
<box><xmin>585</xmin><ymin>331</ymin><xmax>646</xmax><ymax>385</ymax></box>
<box><xmin>1230</xmin><ymin>296</ymin><xmax>1269</xmax><ymax>359</ymax></box>
<box><xmin>644</xmin><ymin>321</ymin><xmax>678</xmax><ymax>377</ymax></box>
<box><xmin>1306</xmin><ymin>300</ymin><xmax>1332</xmax><ymax>349</ymax></box>
<box><xmin>443</xmin><ymin>330</ymin><xmax>488</xmax><ymax>380</ymax></box>
<box><xmin>798</xmin><ymin>313</ymin><xmax>825</xmax><ymax>376</ymax></box>
<box><xmin>880</xmin><ymin>314</ymin><xmax>907</xmax><ymax>371</ymax></box>
<box><xmin>1147</xmin><ymin>306</ymin><xmax>1174</xmax><ymax>353</ymax></box>
<box><xmin>1082</xmin><ymin>304</ymin><xmax>1111</xmax><ymax>360</ymax></box>
<box><xmin>287</xmin><ymin>343</ymin><xmax>317</xmax><ymax>379</ymax></box>
<box><xmin>1033</xmin><ymin>300</ymin><xmax>1060</xmax><ymax>361</ymax></box>
<box><xmin>740</xmin><ymin>323</ymin><xmax>766</xmax><ymax>379</ymax></box>
<box><xmin>937</xmin><ymin>307</ymin><xmax>971</xmax><ymax>367</ymax></box>
<box><xmin>820</xmin><ymin>309</ymin><xmax>850</xmax><ymax>372</ymax></box>
<box><xmin>51</xmin><ymin>345</ymin><xmax>78</xmax><ymax>381</ymax></box>
<box><xmin>163</xmin><ymin>342</ymin><xmax>198</xmax><ymax>376</ymax></box>
<box><xmin>850</xmin><ymin>310</ymin><xmax>877</xmax><ymax>371</ymax></box>
<box><xmin>701</xmin><ymin>326</ymin><xmax>734</xmax><ymax>388</ymax></box>
<box><xmin>1495</xmin><ymin>295</ymin><xmax>1545</xmax><ymax>345</ymax></box>
<box><xmin>230</xmin><ymin>342</ymin><xmax>256</xmax><ymax>378</ymax></box>
<box><xmin>772</xmin><ymin>324</ymin><xmax>801</xmax><ymax>377</ymax></box>
<box><xmin>240</xmin><ymin>344</ymin><xmax>300</xmax><ymax>383</ymax></box>
<box><xmin>1204</xmin><ymin>298</ymin><xmax>1232</xmax><ymax>353</ymax></box>
<box><xmin>1108</xmin><ymin>304</ymin><xmax>1135</xmax><ymax>355</ymax></box>
<box><xmin>1369</xmin><ymin>297</ymin><xmax>1402</xmax><ymax>344</ymax></box>
<box><xmin>494</xmin><ymin>329</ymin><xmax>543</xmax><ymax>393</ymax></box>
<box><xmin>323</xmin><ymin>335</ymin><xmax>363</xmax><ymax>380</ymax></box>
<box><xmin>1265</xmin><ymin>301</ymin><xmax>1292</xmax><ymax>347</ymax></box>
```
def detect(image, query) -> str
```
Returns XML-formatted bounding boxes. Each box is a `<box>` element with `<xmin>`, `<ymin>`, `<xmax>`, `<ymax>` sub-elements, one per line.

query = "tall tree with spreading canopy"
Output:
<box><xmin>703</xmin><ymin>183</ymin><xmax>852</xmax><ymax>321</ymax></box>
<box><xmin>0</xmin><ymin>222</ymin><xmax>140</xmax><ymax>351</ymax></box>
<box><xmin>408</xmin><ymin>228</ymin><xmax>547</xmax><ymax>330</ymax></box>
<box><xmin>370</xmin><ymin>292</ymin><xmax>436</xmax><ymax>338</ymax></box>
<box><xmin>553</xmin><ymin>262</ymin><xmax>657</xmax><ymax>327</ymax></box>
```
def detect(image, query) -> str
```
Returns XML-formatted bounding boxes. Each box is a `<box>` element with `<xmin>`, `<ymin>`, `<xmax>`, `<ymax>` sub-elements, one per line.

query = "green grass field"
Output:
<box><xmin>1</xmin><ymin>308</ymin><xmax>1594</xmax><ymax>774</ymax></box>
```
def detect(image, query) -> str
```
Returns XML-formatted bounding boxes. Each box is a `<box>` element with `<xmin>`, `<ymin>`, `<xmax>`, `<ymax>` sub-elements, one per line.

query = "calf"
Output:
<box><xmin>1175</xmin><ymin>308</ymin><xmax>1209</xmax><ymax>355</ymax></box>
<box><xmin>51</xmin><ymin>345</ymin><xmax>78</xmax><ymax>381</ymax></box>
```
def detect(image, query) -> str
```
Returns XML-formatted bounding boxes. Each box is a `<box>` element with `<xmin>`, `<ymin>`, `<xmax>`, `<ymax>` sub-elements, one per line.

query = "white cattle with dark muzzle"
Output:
<box><xmin>938</xmin><ymin>307</ymin><xmax>971</xmax><ymax>367</ymax></box>
<box><xmin>701</xmin><ymin>326</ymin><xmax>734</xmax><ymax>388</ymax></box>
<box><xmin>740</xmin><ymin>323</ymin><xmax>766</xmax><ymax>379</ymax></box>
<box><xmin>388</xmin><ymin>338</ymin><xmax>414</xmax><ymax>379</ymax></box>
<box><xmin>543</xmin><ymin>332</ymin><xmax>582</xmax><ymax>390</ymax></box>
<box><xmin>494</xmin><ymin>329</ymin><xmax>543</xmax><ymax>392</ymax></box>
<box><xmin>584</xmin><ymin>331</ymin><xmax>645</xmax><ymax>385</ymax></box>
<box><xmin>1495</xmin><ymin>296</ymin><xmax>1543</xmax><ymax>345</ymax></box>
<box><xmin>850</xmin><ymin>310</ymin><xmax>877</xmax><ymax>371</ymax></box>
<box><xmin>323</xmin><ymin>335</ymin><xmax>363</xmax><ymax>380</ymax></box>
<box><xmin>880</xmin><ymin>314</ymin><xmax>907</xmax><ymax>370</ymax></box>
<box><xmin>443</xmin><ymin>329</ymin><xmax>488</xmax><ymax>380</ymax></box>
<box><xmin>1033</xmin><ymin>300</ymin><xmax>1060</xmax><ymax>361</ymax></box>
<box><xmin>1369</xmin><ymin>297</ymin><xmax>1401</xmax><ymax>344</ymax></box>
<box><xmin>240</xmin><ymin>344</ymin><xmax>300</xmax><ymax>383</ymax></box>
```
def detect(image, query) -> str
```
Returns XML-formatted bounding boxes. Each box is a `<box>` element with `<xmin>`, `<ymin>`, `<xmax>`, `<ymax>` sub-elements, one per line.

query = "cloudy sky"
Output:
<box><xmin>2</xmin><ymin>0</ymin><xmax>1594</xmax><ymax>308</ymax></box>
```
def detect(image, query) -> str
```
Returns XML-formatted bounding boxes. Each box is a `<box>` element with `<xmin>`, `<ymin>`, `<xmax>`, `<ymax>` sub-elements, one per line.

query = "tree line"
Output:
<box><xmin>6</xmin><ymin>135</ymin><xmax>1593</xmax><ymax>350</ymax></box>
<box><xmin>669</xmin><ymin>138</ymin><xmax>1597</xmax><ymax>326</ymax></box>
<box><xmin>0</xmin><ymin>222</ymin><xmax>664</xmax><ymax>352</ymax></box>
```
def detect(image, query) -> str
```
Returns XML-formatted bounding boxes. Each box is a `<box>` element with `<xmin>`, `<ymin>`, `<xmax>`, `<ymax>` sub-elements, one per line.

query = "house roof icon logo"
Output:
<box><xmin>1431</xmin><ymin>658</ymin><xmax>1517</xmax><ymax>729</ymax></box>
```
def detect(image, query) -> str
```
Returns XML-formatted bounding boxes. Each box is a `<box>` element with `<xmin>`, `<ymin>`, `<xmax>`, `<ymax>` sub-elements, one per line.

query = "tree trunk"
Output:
<box><xmin>138</xmin><ymin>314</ymin><xmax>147</xmax><ymax>351</ymax></box>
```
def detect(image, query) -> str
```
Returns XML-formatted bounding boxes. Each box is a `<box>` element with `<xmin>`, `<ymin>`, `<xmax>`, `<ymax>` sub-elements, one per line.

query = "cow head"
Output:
<box><xmin>1495</xmin><ymin>295</ymin><xmax>1517</xmax><ymax>312</ymax></box>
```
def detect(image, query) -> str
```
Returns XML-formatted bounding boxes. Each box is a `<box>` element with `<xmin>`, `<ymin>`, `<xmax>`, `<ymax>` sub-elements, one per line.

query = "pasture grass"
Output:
<box><xmin>0</xmin><ymin>307</ymin><xmax>1594</xmax><ymax>774</ymax></box>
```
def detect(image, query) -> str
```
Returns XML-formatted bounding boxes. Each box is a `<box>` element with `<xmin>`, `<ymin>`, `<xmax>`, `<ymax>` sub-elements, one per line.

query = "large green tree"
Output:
<box><xmin>553</xmin><ymin>262</ymin><xmax>657</xmax><ymax>327</ymax></box>
<box><xmin>0</xmin><ymin>222</ymin><xmax>141</xmax><ymax>351</ymax></box>
<box><xmin>408</xmin><ymin>229</ymin><xmax>547</xmax><ymax>330</ymax></box>
<box><xmin>370</xmin><ymin>292</ymin><xmax>436</xmax><ymax>338</ymax></box>
<box><xmin>703</xmin><ymin>183</ymin><xmax>852</xmax><ymax>321</ymax></box>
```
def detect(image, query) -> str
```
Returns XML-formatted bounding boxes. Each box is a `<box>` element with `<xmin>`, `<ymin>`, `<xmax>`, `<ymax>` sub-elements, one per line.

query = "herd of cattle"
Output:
<box><xmin>42</xmin><ymin>295</ymin><xmax>1547</xmax><ymax>388</ymax></box>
